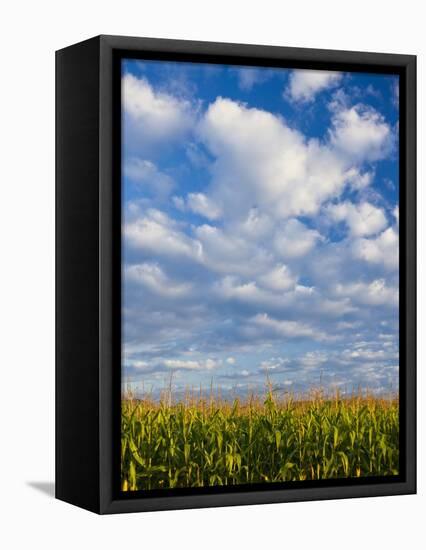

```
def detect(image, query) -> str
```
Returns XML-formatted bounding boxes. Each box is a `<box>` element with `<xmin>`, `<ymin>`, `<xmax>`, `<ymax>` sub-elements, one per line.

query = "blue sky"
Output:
<box><xmin>121</xmin><ymin>59</ymin><xmax>399</xmax><ymax>399</ymax></box>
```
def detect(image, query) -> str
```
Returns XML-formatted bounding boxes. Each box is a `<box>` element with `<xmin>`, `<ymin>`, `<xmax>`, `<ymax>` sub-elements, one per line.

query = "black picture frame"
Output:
<box><xmin>56</xmin><ymin>35</ymin><xmax>416</xmax><ymax>514</ymax></box>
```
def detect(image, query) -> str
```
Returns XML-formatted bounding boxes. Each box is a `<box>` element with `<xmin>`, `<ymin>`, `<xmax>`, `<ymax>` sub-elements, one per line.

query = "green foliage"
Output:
<box><xmin>121</xmin><ymin>393</ymin><xmax>399</xmax><ymax>491</ymax></box>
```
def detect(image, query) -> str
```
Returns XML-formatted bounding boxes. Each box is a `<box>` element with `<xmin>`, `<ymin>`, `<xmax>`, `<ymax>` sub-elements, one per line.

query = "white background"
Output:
<box><xmin>0</xmin><ymin>1</ymin><xmax>423</xmax><ymax>548</ymax></box>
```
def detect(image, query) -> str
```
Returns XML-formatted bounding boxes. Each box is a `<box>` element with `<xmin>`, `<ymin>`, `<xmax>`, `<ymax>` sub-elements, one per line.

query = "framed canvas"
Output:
<box><xmin>56</xmin><ymin>35</ymin><xmax>416</xmax><ymax>514</ymax></box>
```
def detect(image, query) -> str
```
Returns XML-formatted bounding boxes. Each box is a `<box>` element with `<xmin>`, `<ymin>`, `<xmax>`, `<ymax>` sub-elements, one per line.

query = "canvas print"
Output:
<box><xmin>120</xmin><ymin>59</ymin><xmax>400</xmax><ymax>492</ymax></box>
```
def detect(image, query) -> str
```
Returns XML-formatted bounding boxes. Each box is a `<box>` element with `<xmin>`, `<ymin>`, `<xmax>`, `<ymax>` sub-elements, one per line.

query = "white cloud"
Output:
<box><xmin>199</xmin><ymin>97</ymin><xmax>348</xmax><ymax>221</ymax></box>
<box><xmin>126</xmin><ymin>262</ymin><xmax>192</xmax><ymax>298</ymax></box>
<box><xmin>327</xmin><ymin>201</ymin><xmax>387</xmax><ymax>237</ymax></box>
<box><xmin>352</xmin><ymin>227</ymin><xmax>399</xmax><ymax>270</ymax></box>
<box><xmin>131</xmin><ymin>360</ymin><xmax>150</xmax><ymax>370</ymax></box>
<box><xmin>259</xmin><ymin>264</ymin><xmax>297</xmax><ymax>291</ymax></box>
<box><xmin>163</xmin><ymin>358</ymin><xmax>220</xmax><ymax>370</ymax></box>
<box><xmin>175</xmin><ymin>192</ymin><xmax>222</xmax><ymax>220</ymax></box>
<box><xmin>215</xmin><ymin>275</ymin><xmax>356</xmax><ymax>320</ymax></box>
<box><xmin>250</xmin><ymin>313</ymin><xmax>328</xmax><ymax>341</ymax></box>
<box><xmin>221</xmin><ymin>369</ymin><xmax>251</xmax><ymax>379</ymax></box>
<box><xmin>314</xmin><ymin>297</ymin><xmax>357</xmax><ymax>317</ymax></box>
<box><xmin>286</xmin><ymin>70</ymin><xmax>342</xmax><ymax>103</ymax></box>
<box><xmin>274</xmin><ymin>219</ymin><xmax>323</xmax><ymax>258</ymax></box>
<box><xmin>124</xmin><ymin>208</ymin><xmax>203</xmax><ymax>260</ymax></box>
<box><xmin>226</xmin><ymin>357</ymin><xmax>236</xmax><ymax>364</ymax></box>
<box><xmin>214</xmin><ymin>274</ymin><xmax>305</xmax><ymax>311</ymax></box>
<box><xmin>187</xmin><ymin>193</ymin><xmax>222</xmax><ymax>220</ymax></box>
<box><xmin>393</xmin><ymin>205</ymin><xmax>399</xmax><ymax>225</ymax></box>
<box><xmin>299</xmin><ymin>351</ymin><xmax>328</xmax><ymax>368</ymax></box>
<box><xmin>124</xmin><ymin>158</ymin><xmax>174</xmax><ymax>198</ymax></box>
<box><xmin>215</xmin><ymin>276</ymin><xmax>271</xmax><ymax>305</ymax></box>
<box><xmin>259</xmin><ymin>357</ymin><xmax>290</xmax><ymax>373</ymax></box>
<box><xmin>194</xmin><ymin>224</ymin><xmax>272</xmax><ymax>276</ymax></box>
<box><xmin>123</xmin><ymin>73</ymin><xmax>195</xmax><ymax>144</ymax></box>
<box><xmin>329</xmin><ymin>102</ymin><xmax>393</xmax><ymax>162</ymax></box>
<box><xmin>334</xmin><ymin>278</ymin><xmax>398</xmax><ymax>307</ymax></box>
<box><xmin>235</xmin><ymin>67</ymin><xmax>273</xmax><ymax>91</ymax></box>
<box><xmin>237</xmin><ymin>207</ymin><xmax>273</xmax><ymax>239</ymax></box>
<box><xmin>344</xmin><ymin>167</ymin><xmax>374</xmax><ymax>190</ymax></box>
<box><xmin>341</xmin><ymin>347</ymin><xmax>397</xmax><ymax>362</ymax></box>
<box><xmin>127</xmin><ymin>356</ymin><xmax>222</xmax><ymax>374</ymax></box>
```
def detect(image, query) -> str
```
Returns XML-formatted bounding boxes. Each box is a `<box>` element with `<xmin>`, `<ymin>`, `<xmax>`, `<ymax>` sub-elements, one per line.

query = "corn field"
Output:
<box><xmin>121</xmin><ymin>391</ymin><xmax>399</xmax><ymax>491</ymax></box>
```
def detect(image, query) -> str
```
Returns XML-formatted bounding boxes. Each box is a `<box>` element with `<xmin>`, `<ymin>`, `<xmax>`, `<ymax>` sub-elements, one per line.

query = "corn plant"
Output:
<box><xmin>121</xmin><ymin>390</ymin><xmax>399</xmax><ymax>491</ymax></box>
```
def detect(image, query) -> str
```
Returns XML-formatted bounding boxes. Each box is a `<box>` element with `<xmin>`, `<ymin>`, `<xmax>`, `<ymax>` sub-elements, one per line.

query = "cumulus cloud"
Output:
<box><xmin>341</xmin><ymin>347</ymin><xmax>397</xmax><ymax>362</ymax></box>
<box><xmin>235</xmin><ymin>67</ymin><xmax>273</xmax><ymax>91</ymax></box>
<box><xmin>274</xmin><ymin>219</ymin><xmax>323</xmax><ymax>258</ymax></box>
<box><xmin>327</xmin><ymin>201</ymin><xmax>388</xmax><ymax>237</ymax></box>
<box><xmin>249</xmin><ymin>313</ymin><xmax>328</xmax><ymax>341</ymax></box>
<box><xmin>259</xmin><ymin>264</ymin><xmax>297</xmax><ymax>292</ymax></box>
<box><xmin>193</xmin><ymin>95</ymin><xmax>394</xmax><ymax>235</ymax></box>
<box><xmin>259</xmin><ymin>357</ymin><xmax>290</xmax><ymax>373</ymax></box>
<box><xmin>124</xmin><ymin>158</ymin><xmax>175</xmax><ymax>198</ymax></box>
<box><xmin>131</xmin><ymin>360</ymin><xmax>151</xmax><ymax>370</ymax></box>
<box><xmin>352</xmin><ymin>227</ymin><xmax>399</xmax><ymax>270</ymax></box>
<box><xmin>125</xmin><ymin>207</ymin><xmax>272</xmax><ymax>278</ymax></box>
<box><xmin>329</xmin><ymin>102</ymin><xmax>393</xmax><ymax>162</ymax></box>
<box><xmin>236</xmin><ymin>207</ymin><xmax>273</xmax><ymax>239</ymax></box>
<box><xmin>299</xmin><ymin>351</ymin><xmax>328</xmax><ymax>368</ymax></box>
<box><xmin>393</xmin><ymin>206</ymin><xmax>399</xmax><ymax>225</ymax></box>
<box><xmin>125</xmin><ymin>356</ymin><xmax>222</xmax><ymax>375</ymax></box>
<box><xmin>198</xmin><ymin>97</ymin><xmax>349</xmax><ymax>221</ymax></box>
<box><xmin>215</xmin><ymin>277</ymin><xmax>274</xmax><ymax>306</ymax></box>
<box><xmin>194</xmin><ymin>224</ymin><xmax>272</xmax><ymax>276</ymax></box>
<box><xmin>187</xmin><ymin>193</ymin><xmax>222</xmax><ymax>220</ymax></box>
<box><xmin>286</xmin><ymin>69</ymin><xmax>342</xmax><ymax>102</ymax></box>
<box><xmin>121</xmin><ymin>64</ymin><xmax>399</xmax><ymax>395</ymax></box>
<box><xmin>123</xmin><ymin>73</ymin><xmax>196</xmax><ymax>147</ymax></box>
<box><xmin>334</xmin><ymin>278</ymin><xmax>398</xmax><ymax>307</ymax></box>
<box><xmin>163</xmin><ymin>358</ymin><xmax>220</xmax><ymax>370</ymax></box>
<box><xmin>126</xmin><ymin>262</ymin><xmax>192</xmax><ymax>298</ymax></box>
<box><xmin>344</xmin><ymin>168</ymin><xmax>374</xmax><ymax>191</ymax></box>
<box><xmin>219</xmin><ymin>369</ymin><xmax>251</xmax><ymax>380</ymax></box>
<box><xmin>173</xmin><ymin>192</ymin><xmax>222</xmax><ymax>220</ymax></box>
<box><xmin>124</xmin><ymin>208</ymin><xmax>202</xmax><ymax>260</ymax></box>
